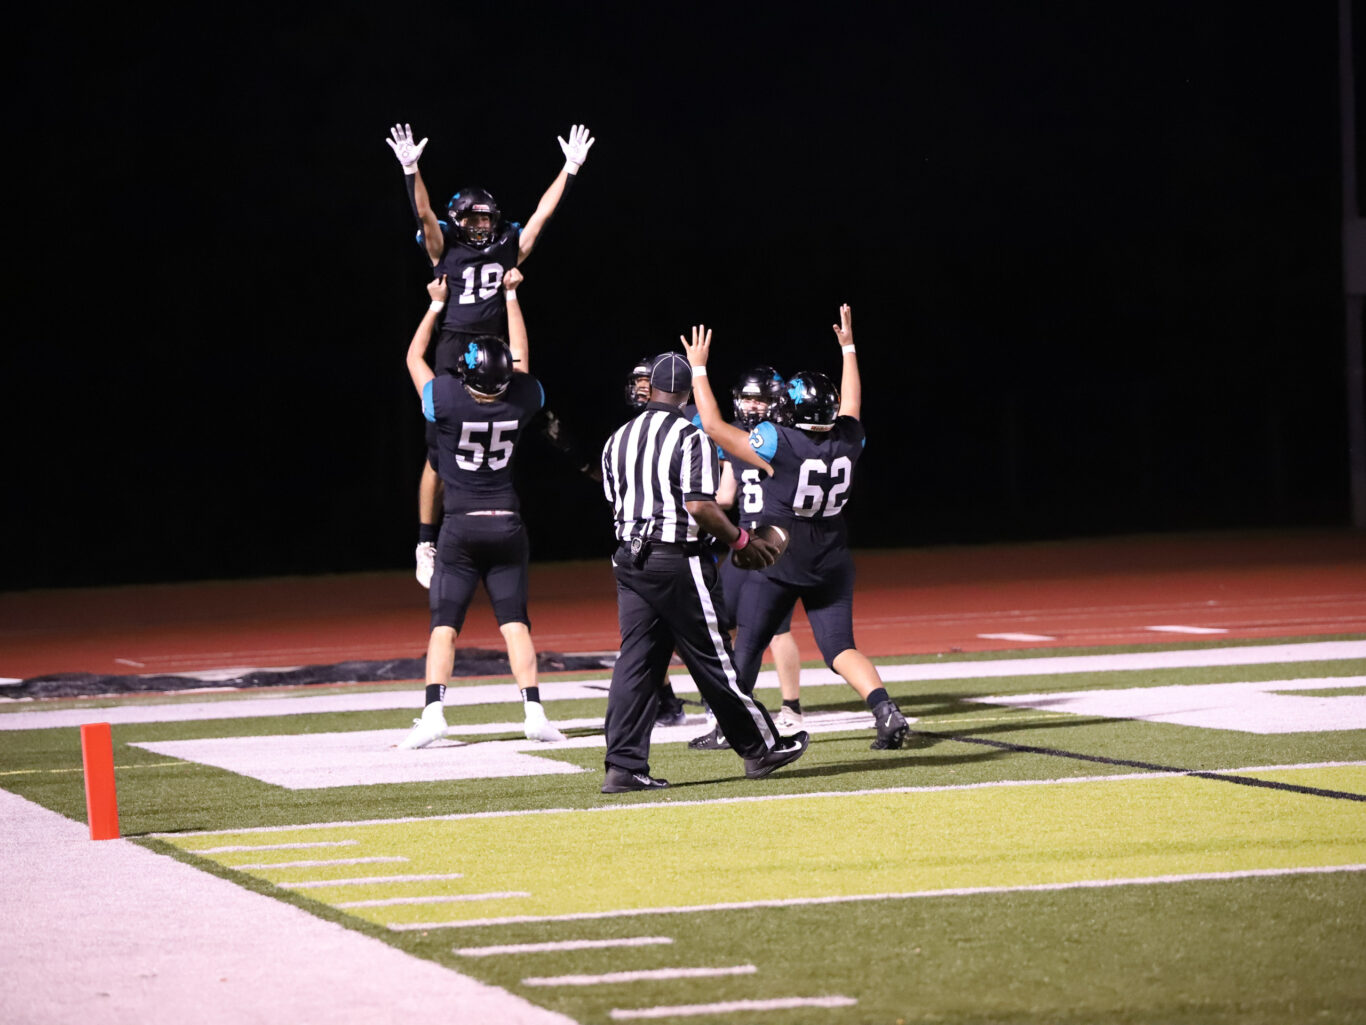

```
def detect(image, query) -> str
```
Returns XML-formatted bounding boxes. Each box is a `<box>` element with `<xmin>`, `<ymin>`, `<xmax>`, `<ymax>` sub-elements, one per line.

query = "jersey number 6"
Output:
<box><xmin>792</xmin><ymin>456</ymin><xmax>853</xmax><ymax>517</ymax></box>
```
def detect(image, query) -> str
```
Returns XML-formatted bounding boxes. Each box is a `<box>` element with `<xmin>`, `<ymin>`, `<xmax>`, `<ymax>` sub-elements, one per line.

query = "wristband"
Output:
<box><xmin>729</xmin><ymin>527</ymin><xmax>749</xmax><ymax>551</ymax></box>
<box><xmin>564</xmin><ymin>161</ymin><xmax>581</xmax><ymax>174</ymax></box>
<box><xmin>504</xmin><ymin>289</ymin><xmax>518</xmax><ymax>301</ymax></box>
<box><xmin>403</xmin><ymin>164</ymin><xmax>417</xmax><ymax>176</ymax></box>
<box><xmin>429</xmin><ymin>300</ymin><xmax>445</xmax><ymax>312</ymax></box>
<box><xmin>692</xmin><ymin>366</ymin><xmax>707</xmax><ymax>378</ymax></box>
<box><xmin>841</xmin><ymin>344</ymin><xmax>856</xmax><ymax>354</ymax></box>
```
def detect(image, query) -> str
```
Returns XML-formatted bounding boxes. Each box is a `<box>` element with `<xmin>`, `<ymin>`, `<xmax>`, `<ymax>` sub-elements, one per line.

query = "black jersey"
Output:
<box><xmin>430</xmin><ymin>222</ymin><xmax>522</xmax><ymax>335</ymax></box>
<box><xmin>748</xmin><ymin>416</ymin><xmax>863</xmax><ymax>524</ymax></box>
<box><xmin>423</xmin><ymin>372</ymin><xmax>544</xmax><ymax>514</ymax></box>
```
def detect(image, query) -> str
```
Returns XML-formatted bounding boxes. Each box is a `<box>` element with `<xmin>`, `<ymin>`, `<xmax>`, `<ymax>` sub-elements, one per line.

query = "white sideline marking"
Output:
<box><xmin>233</xmin><ymin>856</ymin><xmax>408</xmax><ymax>870</ymax></box>
<box><xmin>155</xmin><ymin>761</ymin><xmax>1366</xmax><ymax>838</ymax></box>
<box><xmin>1147</xmin><ymin>625</ymin><xmax>1229</xmax><ymax>634</ymax></box>
<box><xmin>337</xmin><ymin>891</ymin><xmax>529</xmax><ymax>909</ymax></box>
<box><xmin>197</xmin><ymin>839</ymin><xmax>357</xmax><ymax>854</ymax></box>
<box><xmin>611</xmin><ymin>995</ymin><xmax>858</xmax><ymax>1019</ymax></box>
<box><xmin>389</xmin><ymin>864</ymin><xmax>1366</xmax><ymax>931</ymax></box>
<box><xmin>978</xmin><ymin>677</ymin><xmax>1366</xmax><ymax>733</ymax></box>
<box><xmin>281</xmin><ymin>873</ymin><xmax>465</xmax><ymax>889</ymax></box>
<box><xmin>524</xmin><ymin>965</ymin><xmax>756</xmax><ymax>987</ymax></box>
<box><xmin>456</xmin><ymin>937</ymin><xmax>675</xmax><ymax>957</ymax></box>
<box><xmin>128</xmin><ymin>713</ymin><xmax>875</xmax><ymax>790</ymax></box>
<box><xmin>7</xmin><ymin>640</ymin><xmax>1365</xmax><ymax>730</ymax></box>
<box><xmin>978</xmin><ymin>632</ymin><xmax>1056</xmax><ymax>642</ymax></box>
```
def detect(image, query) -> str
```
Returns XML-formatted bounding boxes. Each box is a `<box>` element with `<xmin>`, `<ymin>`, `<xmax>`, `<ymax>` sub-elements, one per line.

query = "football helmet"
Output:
<box><xmin>732</xmin><ymin>366</ymin><xmax>787</xmax><ymax>428</ymax></box>
<box><xmin>625</xmin><ymin>356</ymin><xmax>652</xmax><ymax>408</ymax></box>
<box><xmin>447</xmin><ymin>188</ymin><xmax>500</xmax><ymax>246</ymax></box>
<box><xmin>461</xmin><ymin>336</ymin><xmax>515</xmax><ymax>397</ymax></box>
<box><xmin>785</xmin><ymin>371</ymin><xmax>840</xmax><ymax>430</ymax></box>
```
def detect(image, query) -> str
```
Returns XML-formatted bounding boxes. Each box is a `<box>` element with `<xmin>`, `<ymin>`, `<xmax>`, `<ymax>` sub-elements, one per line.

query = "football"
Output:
<box><xmin>754</xmin><ymin>523</ymin><xmax>790</xmax><ymax>557</ymax></box>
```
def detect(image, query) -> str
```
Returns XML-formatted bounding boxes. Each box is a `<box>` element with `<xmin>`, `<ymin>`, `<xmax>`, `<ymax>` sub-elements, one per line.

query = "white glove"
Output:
<box><xmin>385</xmin><ymin>123</ymin><xmax>428</xmax><ymax>174</ymax></box>
<box><xmin>557</xmin><ymin>124</ymin><xmax>595</xmax><ymax>173</ymax></box>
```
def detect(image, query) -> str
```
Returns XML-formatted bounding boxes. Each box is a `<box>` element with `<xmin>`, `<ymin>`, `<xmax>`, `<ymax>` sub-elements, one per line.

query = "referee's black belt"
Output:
<box><xmin>618</xmin><ymin>538</ymin><xmax>705</xmax><ymax>565</ymax></box>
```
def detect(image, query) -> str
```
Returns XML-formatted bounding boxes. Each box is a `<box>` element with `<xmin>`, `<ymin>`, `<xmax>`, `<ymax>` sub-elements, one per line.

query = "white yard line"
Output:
<box><xmin>0</xmin><ymin>789</ymin><xmax>576</xmax><ymax>1025</ymax></box>
<box><xmin>390</xmin><ymin>864</ymin><xmax>1366</xmax><ymax>931</ymax></box>
<box><xmin>610</xmin><ymin>995</ymin><xmax>858</xmax><ymax>1019</ymax></box>
<box><xmin>158</xmin><ymin>761</ymin><xmax>1366</xmax><ymax>840</ymax></box>
<box><xmin>456</xmin><ymin>937</ymin><xmax>675</xmax><ymax>957</ymax></box>
<box><xmin>231</xmin><ymin>855</ymin><xmax>408</xmax><ymax>869</ymax></box>
<box><xmin>523</xmin><ymin>965</ymin><xmax>756</xmax><ymax>987</ymax></box>
<box><xmin>281</xmin><ymin>872</ymin><xmax>464</xmax><ymax>889</ymax></box>
<box><xmin>336</xmin><ymin>892</ymin><xmax>529</xmax><ymax>909</ymax></box>
<box><xmin>5</xmin><ymin>639</ymin><xmax>1364</xmax><ymax>730</ymax></box>
<box><xmin>197</xmin><ymin>839</ymin><xmax>357</xmax><ymax>854</ymax></box>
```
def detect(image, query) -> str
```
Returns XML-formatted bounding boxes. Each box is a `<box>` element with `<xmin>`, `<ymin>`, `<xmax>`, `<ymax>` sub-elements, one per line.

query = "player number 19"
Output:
<box><xmin>458</xmin><ymin>263</ymin><xmax>504</xmax><ymax>304</ymax></box>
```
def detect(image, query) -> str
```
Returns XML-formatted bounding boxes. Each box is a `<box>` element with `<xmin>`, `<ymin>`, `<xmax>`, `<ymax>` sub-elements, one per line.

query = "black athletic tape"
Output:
<box><xmin>914</xmin><ymin>730</ymin><xmax>1366</xmax><ymax>803</ymax></box>
<box><xmin>405</xmin><ymin>174</ymin><xmax>421</xmax><ymax>225</ymax></box>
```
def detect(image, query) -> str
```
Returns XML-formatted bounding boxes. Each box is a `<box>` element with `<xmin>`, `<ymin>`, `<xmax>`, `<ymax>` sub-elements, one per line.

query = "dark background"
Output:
<box><xmin>4</xmin><ymin>2</ymin><xmax>1359</xmax><ymax>590</ymax></box>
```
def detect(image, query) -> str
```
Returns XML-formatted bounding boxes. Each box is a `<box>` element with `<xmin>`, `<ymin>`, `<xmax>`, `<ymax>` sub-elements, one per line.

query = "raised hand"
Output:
<box><xmin>558</xmin><ymin>124</ymin><xmax>595</xmax><ymax>172</ymax></box>
<box><xmin>386</xmin><ymin>123</ymin><xmax>428</xmax><ymax>173</ymax></box>
<box><xmin>427</xmin><ymin>274</ymin><xmax>449</xmax><ymax>304</ymax></box>
<box><xmin>502</xmin><ymin>266</ymin><xmax>524</xmax><ymax>293</ymax></box>
<box><xmin>679</xmin><ymin>324</ymin><xmax>713</xmax><ymax>369</ymax></box>
<box><xmin>832</xmin><ymin>304</ymin><xmax>854</xmax><ymax>349</ymax></box>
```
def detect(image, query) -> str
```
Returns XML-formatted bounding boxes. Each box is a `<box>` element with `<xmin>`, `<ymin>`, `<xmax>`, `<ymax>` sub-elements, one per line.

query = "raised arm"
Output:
<box><xmin>518</xmin><ymin>124</ymin><xmax>595</xmax><ymax>264</ymax></box>
<box><xmin>406</xmin><ymin>275</ymin><xmax>449</xmax><ymax>396</ymax></box>
<box><xmin>833</xmin><ymin>303</ymin><xmax>860</xmax><ymax>420</ymax></box>
<box><xmin>680</xmin><ymin>325</ymin><xmax>774</xmax><ymax>475</ymax></box>
<box><xmin>503</xmin><ymin>267</ymin><xmax>528</xmax><ymax>374</ymax></box>
<box><xmin>386</xmin><ymin>124</ymin><xmax>444</xmax><ymax>265</ymax></box>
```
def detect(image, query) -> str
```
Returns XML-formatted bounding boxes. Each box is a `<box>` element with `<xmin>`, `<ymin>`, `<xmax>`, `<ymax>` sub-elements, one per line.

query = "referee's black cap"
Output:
<box><xmin>649</xmin><ymin>353</ymin><xmax>692</xmax><ymax>392</ymax></box>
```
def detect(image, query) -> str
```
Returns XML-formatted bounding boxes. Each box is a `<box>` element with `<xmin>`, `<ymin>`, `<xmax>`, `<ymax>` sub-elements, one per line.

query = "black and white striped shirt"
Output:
<box><xmin>602</xmin><ymin>403</ymin><xmax>719</xmax><ymax>543</ymax></box>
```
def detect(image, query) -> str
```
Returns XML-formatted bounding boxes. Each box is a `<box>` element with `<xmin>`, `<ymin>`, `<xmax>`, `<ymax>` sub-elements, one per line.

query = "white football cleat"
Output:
<box><xmin>398</xmin><ymin>702</ymin><xmax>447</xmax><ymax>750</ymax></box>
<box><xmin>415</xmin><ymin>541</ymin><xmax>436</xmax><ymax>589</ymax></box>
<box><xmin>523</xmin><ymin>702</ymin><xmax>566</xmax><ymax>743</ymax></box>
<box><xmin>773</xmin><ymin>706</ymin><xmax>805</xmax><ymax>736</ymax></box>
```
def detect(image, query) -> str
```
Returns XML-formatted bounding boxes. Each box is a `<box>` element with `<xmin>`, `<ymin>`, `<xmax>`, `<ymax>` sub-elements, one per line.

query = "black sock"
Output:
<box><xmin>425</xmin><ymin>684</ymin><xmax>445</xmax><ymax>706</ymax></box>
<box><xmin>418</xmin><ymin>524</ymin><xmax>438</xmax><ymax>544</ymax></box>
<box><xmin>522</xmin><ymin>686</ymin><xmax>541</xmax><ymax>705</ymax></box>
<box><xmin>782</xmin><ymin>698</ymin><xmax>802</xmax><ymax>715</ymax></box>
<box><xmin>865</xmin><ymin>687</ymin><xmax>890</xmax><ymax>710</ymax></box>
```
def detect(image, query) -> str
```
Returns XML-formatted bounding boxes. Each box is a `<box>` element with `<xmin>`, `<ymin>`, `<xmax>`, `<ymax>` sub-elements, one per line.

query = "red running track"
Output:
<box><xmin>2</xmin><ymin>530</ymin><xmax>1364</xmax><ymax>681</ymax></box>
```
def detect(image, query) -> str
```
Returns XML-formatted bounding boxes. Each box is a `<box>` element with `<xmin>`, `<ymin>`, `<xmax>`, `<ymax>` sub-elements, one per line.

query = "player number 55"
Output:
<box><xmin>455</xmin><ymin>420</ymin><xmax>519</xmax><ymax>470</ymax></box>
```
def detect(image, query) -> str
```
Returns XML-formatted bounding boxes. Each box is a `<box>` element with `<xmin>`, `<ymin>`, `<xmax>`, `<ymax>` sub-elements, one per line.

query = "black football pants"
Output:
<box><xmin>604</xmin><ymin>542</ymin><xmax>779</xmax><ymax>775</ymax></box>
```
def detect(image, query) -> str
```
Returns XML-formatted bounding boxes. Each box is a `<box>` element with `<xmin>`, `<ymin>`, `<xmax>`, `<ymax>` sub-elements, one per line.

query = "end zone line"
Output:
<box><xmin>456</xmin><ymin>937</ymin><xmax>674</xmax><ymax>957</ymax></box>
<box><xmin>157</xmin><ymin>761</ymin><xmax>1366</xmax><ymax>839</ymax></box>
<box><xmin>386</xmin><ymin>864</ymin><xmax>1366</xmax><ymax>931</ymax></box>
<box><xmin>523</xmin><ymin>965</ymin><xmax>756</xmax><ymax>987</ymax></box>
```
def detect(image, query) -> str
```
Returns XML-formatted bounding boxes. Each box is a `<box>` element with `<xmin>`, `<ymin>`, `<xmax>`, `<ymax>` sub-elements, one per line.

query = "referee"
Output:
<box><xmin>599</xmin><ymin>352</ymin><xmax>809</xmax><ymax>793</ymax></box>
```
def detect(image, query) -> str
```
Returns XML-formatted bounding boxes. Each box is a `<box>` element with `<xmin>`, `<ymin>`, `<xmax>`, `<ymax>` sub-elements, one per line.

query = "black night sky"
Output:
<box><xmin>5</xmin><ymin>2</ymin><xmax>1356</xmax><ymax>589</ymax></box>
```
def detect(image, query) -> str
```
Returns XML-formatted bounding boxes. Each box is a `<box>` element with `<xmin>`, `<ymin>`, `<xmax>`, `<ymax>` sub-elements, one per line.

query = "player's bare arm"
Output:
<box><xmin>406</xmin><ymin>275</ymin><xmax>448</xmax><ymax>394</ymax></box>
<box><xmin>518</xmin><ymin>124</ymin><xmax>595</xmax><ymax>263</ymax></box>
<box><xmin>503</xmin><ymin>267</ymin><xmax>529</xmax><ymax>374</ymax></box>
<box><xmin>833</xmin><ymin>303</ymin><xmax>861</xmax><ymax>420</ymax></box>
<box><xmin>715</xmin><ymin>460</ymin><xmax>739</xmax><ymax>509</ymax></box>
<box><xmin>680</xmin><ymin>325</ymin><xmax>774</xmax><ymax>476</ymax></box>
<box><xmin>387</xmin><ymin>123</ymin><xmax>445</xmax><ymax>265</ymax></box>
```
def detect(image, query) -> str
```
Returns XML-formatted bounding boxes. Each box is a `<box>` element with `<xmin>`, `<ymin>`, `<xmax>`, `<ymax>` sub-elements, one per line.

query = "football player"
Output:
<box><xmin>680</xmin><ymin>307</ymin><xmax>914</xmax><ymax>751</ymax></box>
<box><xmin>398</xmin><ymin>267</ymin><xmax>567</xmax><ymax>749</ymax></box>
<box><xmin>714</xmin><ymin>368</ymin><xmax>805</xmax><ymax>736</ymax></box>
<box><xmin>387</xmin><ymin>122</ymin><xmax>595</xmax><ymax>587</ymax></box>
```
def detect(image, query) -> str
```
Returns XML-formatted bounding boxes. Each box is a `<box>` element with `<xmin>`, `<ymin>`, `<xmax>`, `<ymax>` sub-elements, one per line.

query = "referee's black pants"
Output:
<box><xmin>604</xmin><ymin>542</ymin><xmax>779</xmax><ymax>775</ymax></box>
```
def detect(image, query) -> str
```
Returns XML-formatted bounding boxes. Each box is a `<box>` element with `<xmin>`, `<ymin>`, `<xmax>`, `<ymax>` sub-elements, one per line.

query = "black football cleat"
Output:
<box><xmin>687</xmin><ymin>725</ymin><xmax>731</xmax><ymax>750</ymax></box>
<box><xmin>601</xmin><ymin>766</ymin><xmax>670</xmax><ymax>793</ymax></box>
<box><xmin>743</xmin><ymin>731</ymin><xmax>809</xmax><ymax>780</ymax></box>
<box><xmin>870</xmin><ymin>699</ymin><xmax>911</xmax><ymax>750</ymax></box>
